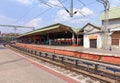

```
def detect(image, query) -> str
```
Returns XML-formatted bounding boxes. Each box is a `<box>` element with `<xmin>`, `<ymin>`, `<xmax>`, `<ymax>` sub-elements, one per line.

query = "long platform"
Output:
<box><xmin>35</xmin><ymin>45</ymin><xmax>120</xmax><ymax>57</ymax></box>
<box><xmin>15</xmin><ymin>43</ymin><xmax>120</xmax><ymax>65</ymax></box>
<box><xmin>0</xmin><ymin>45</ymin><xmax>79</xmax><ymax>83</ymax></box>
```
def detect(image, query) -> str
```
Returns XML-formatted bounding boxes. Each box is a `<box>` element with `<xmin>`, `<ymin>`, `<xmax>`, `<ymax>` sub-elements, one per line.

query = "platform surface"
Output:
<box><xmin>32</xmin><ymin>44</ymin><xmax>120</xmax><ymax>57</ymax></box>
<box><xmin>0</xmin><ymin>45</ymin><xmax>76</xmax><ymax>83</ymax></box>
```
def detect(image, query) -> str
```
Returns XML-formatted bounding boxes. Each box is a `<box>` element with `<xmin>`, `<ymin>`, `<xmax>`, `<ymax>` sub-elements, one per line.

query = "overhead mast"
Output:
<box><xmin>96</xmin><ymin>0</ymin><xmax>110</xmax><ymax>50</ymax></box>
<box><xmin>70</xmin><ymin>0</ymin><xmax>74</xmax><ymax>17</ymax></box>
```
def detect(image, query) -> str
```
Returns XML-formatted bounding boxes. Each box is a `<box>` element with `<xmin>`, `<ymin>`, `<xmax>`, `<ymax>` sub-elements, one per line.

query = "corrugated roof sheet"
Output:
<box><xmin>71</xmin><ymin>28</ymin><xmax>81</xmax><ymax>33</ymax></box>
<box><xmin>17</xmin><ymin>24</ymin><xmax>60</xmax><ymax>38</ymax></box>
<box><xmin>100</xmin><ymin>7</ymin><xmax>120</xmax><ymax>20</ymax></box>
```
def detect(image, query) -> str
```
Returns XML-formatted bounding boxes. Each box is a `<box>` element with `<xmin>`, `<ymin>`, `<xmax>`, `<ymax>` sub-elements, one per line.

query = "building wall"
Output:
<box><xmin>102</xmin><ymin>18</ymin><xmax>120</xmax><ymax>29</ymax></box>
<box><xmin>111</xmin><ymin>31</ymin><xmax>120</xmax><ymax>48</ymax></box>
<box><xmin>83</xmin><ymin>25</ymin><xmax>101</xmax><ymax>48</ymax></box>
<box><xmin>84</xmin><ymin>34</ymin><xmax>101</xmax><ymax>48</ymax></box>
<box><xmin>102</xmin><ymin>18</ymin><xmax>120</xmax><ymax>48</ymax></box>
<box><xmin>112</xmin><ymin>31</ymin><xmax>120</xmax><ymax>38</ymax></box>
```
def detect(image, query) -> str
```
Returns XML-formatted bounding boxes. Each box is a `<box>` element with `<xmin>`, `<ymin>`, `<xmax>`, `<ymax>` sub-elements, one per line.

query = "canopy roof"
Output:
<box><xmin>17</xmin><ymin>23</ymin><xmax>75</xmax><ymax>38</ymax></box>
<box><xmin>71</xmin><ymin>28</ymin><xmax>80</xmax><ymax>33</ymax></box>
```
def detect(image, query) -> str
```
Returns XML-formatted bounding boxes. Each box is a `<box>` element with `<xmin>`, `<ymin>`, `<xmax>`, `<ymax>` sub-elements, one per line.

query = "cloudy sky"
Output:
<box><xmin>0</xmin><ymin>0</ymin><xmax>120</xmax><ymax>33</ymax></box>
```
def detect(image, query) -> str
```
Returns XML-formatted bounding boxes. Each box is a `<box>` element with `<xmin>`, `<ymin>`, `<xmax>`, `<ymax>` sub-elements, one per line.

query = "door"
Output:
<box><xmin>90</xmin><ymin>39</ymin><xmax>97</xmax><ymax>48</ymax></box>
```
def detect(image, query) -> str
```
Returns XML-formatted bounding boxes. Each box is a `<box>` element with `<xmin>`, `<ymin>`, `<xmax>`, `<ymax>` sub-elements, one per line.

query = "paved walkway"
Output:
<box><xmin>0</xmin><ymin>45</ymin><xmax>79</xmax><ymax>83</ymax></box>
<box><xmin>31</xmin><ymin>44</ymin><xmax>120</xmax><ymax>57</ymax></box>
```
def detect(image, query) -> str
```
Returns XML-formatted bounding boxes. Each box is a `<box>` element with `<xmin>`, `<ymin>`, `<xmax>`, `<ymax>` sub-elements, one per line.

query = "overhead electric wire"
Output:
<box><xmin>76</xmin><ymin>1</ymin><xmax>99</xmax><ymax>17</ymax></box>
<box><xmin>76</xmin><ymin>0</ymin><xmax>87</xmax><ymax>17</ymax></box>
<box><xmin>15</xmin><ymin>4</ymin><xmax>38</xmax><ymax>23</ymax></box>
<box><xmin>31</xmin><ymin>8</ymin><xmax>52</xmax><ymax>20</ymax></box>
<box><xmin>57</xmin><ymin>0</ymin><xmax>69</xmax><ymax>13</ymax></box>
<box><xmin>23</xmin><ymin>7</ymin><xmax>53</xmax><ymax>25</ymax></box>
<box><xmin>21</xmin><ymin>0</ymin><xmax>67</xmax><ymax>27</ymax></box>
<box><xmin>38</xmin><ymin>0</ymin><xmax>66</xmax><ymax>8</ymax></box>
<box><xmin>77</xmin><ymin>0</ymin><xmax>86</xmax><ymax>7</ymax></box>
<box><xmin>38</xmin><ymin>0</ymin><xmax>53</xmax><ymax>7</ymax></box>
<box><xmin>16</xmin><ymin>0</ymin><xmax>65</xmax><ymax>24</ymax></box>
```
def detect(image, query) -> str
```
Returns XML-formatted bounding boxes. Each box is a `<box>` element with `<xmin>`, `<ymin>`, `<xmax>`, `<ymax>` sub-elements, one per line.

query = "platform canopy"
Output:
<box><xmin>17</xmin><ymin>23</ymin><xmax>76</xmax><ymax>38</ymax></box>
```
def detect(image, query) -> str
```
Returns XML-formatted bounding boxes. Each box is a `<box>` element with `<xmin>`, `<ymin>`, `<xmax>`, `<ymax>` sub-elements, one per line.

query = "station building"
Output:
<box><xmin>78</xmin><ymin>23</ymin><xmax>101</xmax><ymax>48</ymax></box>
<box><xmin>17</xmin><ymin>7</ymin><xmax>120</xmax><ymax>49</ymax></box>
<box><xmin>78</xmin><ymin>7</ymin><xmax>120</xmax><ymax>49</ymax></box>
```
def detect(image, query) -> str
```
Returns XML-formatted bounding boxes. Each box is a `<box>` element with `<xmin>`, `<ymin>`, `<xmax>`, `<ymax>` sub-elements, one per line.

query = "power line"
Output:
<box><xmin>23</xmin><ymin>7</ymin><xmax>53</xmax><ymax>25</ymax></box>
<box><xmin>20</xmin><ymin>0</ymin><xmax>67</xmax><ymax>26</ymax></box>
<box><xmin>77</xmin><ymin>0</ymin><xmax>86</xmax><ymax>7</ymax></box>
<box><xmin>16</xmin><ymin>0</ymin><xmax>62</xmax><ymax>24</ymax></box>
<box><xmin>57</xmin><ymin>0</ymin><xmax>69</xmax><ymax>13</ymax></box>
<box><xmin>38</xmin><ymin>0</ymin><xmax>53</xmax><ymax>7</ymax></box>
<box><xmin>76</xmin><ymin>1</ymin><xmax>97</xmax><ymax>17</ymax></box>
<box><xmin>15</xmin><ymin>4</ymin><xmax>38</xmax><ymax>23</ymax></box>
<box><xmin>38</xmin><ymin>0</ymin><xmax>65</xmax><ymax>8</ymax></box>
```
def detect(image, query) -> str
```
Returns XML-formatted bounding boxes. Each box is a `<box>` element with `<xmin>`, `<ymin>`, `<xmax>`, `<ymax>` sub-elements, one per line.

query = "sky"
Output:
<box><xmin>0</xmin><ymin>0</ymin><xmax>120</xmax><ymax>34</ymax></box>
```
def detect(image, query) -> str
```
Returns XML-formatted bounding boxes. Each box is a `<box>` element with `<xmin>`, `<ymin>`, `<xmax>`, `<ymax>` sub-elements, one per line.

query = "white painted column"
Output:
<box><xmin>77</xmin><ymin>35</ymin><xmax>79</xmax><ymax>45</ymax></box>
<box><xmin>72</xmin><ymin>33</ymin><xmax>75</xmax><ymax>45</ymax></box>
<box><xmin>84</xmin><ymin>35</ymin><xmax>89</xmax><ymax>48</ymax></box>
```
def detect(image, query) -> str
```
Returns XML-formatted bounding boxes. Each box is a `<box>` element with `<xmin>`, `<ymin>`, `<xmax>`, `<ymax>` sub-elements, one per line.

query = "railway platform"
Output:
<box><xmin>0</xmin><ymin>45</ymin><xmax>79</xmax><ymax>83</ymax></box>
<box><xmin>15</xmin><ymin>43</ymin><xmax>120</xmax><ymax>65</ymax></box>
<box><xmin>35</xmin><ymin>44</ymin><xmax>120</xmax><ymax>57</ymax></box>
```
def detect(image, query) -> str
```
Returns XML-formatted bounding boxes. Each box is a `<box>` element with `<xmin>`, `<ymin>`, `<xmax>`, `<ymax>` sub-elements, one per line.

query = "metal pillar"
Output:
<box><xmin>52</xmin><ymin>55</ymin><xmax>55</xmax><ymax>61</ymax></box>
<box><xmin>97</xmin><ymin>0</ymin><xmax>110</xmax><ymax>50</ymax></box>
<box><xmin>109</xmin><ymin>32</ymin><xmax>112</xmax><ymax>51</ymax></box>
<box><xmin>34</xmin><ymin>51</ymin><xmax>37</xmax><ymax>55</ymax></box>
<box><xmin>70</xmin><ymin>0</ymin><xmax>73</xmax><ymax>17</ymax></box>
<box><xmin>61</xmin><ymin>57</ymin><xmax>64</xmax><ymax>64</ymax></box>
<box><xmin>95</xmin><ymin>64</ymin><xmax>99</xmax><ymax>73</ymax></box>
<box><xmin>102</xmin><ymin>7</ymin><xmax>109</xmax><ymax>49</ymax></box>
<box><xmin>75</xmin><ymin>60</ymin><xmax>78</xmax><ymax>67</ymax></box>
<box><xmin>39</xmin><ymin>52</ymin><xmax>42</xmax><ymax>56</ymax></box>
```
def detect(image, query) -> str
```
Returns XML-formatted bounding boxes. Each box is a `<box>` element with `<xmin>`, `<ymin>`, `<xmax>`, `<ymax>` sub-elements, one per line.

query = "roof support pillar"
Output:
<box><xmin>72</xmin><ymin>33</ymin><xmax>75</xmax><ymax>44</ymax></box>
<box><xmin>119</xmin><ymin>38</ymin><xmax>120</xmax><ymax>48</ymax></box>
<box><xmin>33</xmin><ymin>35</ymin><xmax>36</xmax><ymax>44</ymax></box>
<box><xmin>72</xmin><ymin>33</ymin><xmax>77</xmax><ymax>46</ymax></box>
<box><xmin>47</xmin><ymin>34</ymin><xmax>51</xmax><ymax>45</ymax></box>
<box><xmin>77</xmin><ymin>35</ymin><xmax>79</xmax><ymax>45</ymax></box>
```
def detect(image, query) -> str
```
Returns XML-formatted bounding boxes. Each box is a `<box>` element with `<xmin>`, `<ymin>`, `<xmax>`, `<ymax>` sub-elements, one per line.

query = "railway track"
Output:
<box><xmin>7</xmin><ymin>44</ymin><xmax>120</xmax><ymax>83</ymax></box>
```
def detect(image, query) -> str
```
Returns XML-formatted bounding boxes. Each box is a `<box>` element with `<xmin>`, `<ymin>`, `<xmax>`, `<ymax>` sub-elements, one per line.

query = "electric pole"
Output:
<box><xmin>70</xmin><ymin>0</ymin><xmax>74</xmax><ymax>17</ymax></box>
<box><xmin>97</xmin><ymin>0</ymin><xmax>110</xmax><ymax>50</ymax></box>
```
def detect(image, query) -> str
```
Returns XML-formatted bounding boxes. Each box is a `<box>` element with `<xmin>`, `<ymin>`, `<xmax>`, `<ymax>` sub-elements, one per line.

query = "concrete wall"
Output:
<box><xmin>102</xmin><ymin>19</ymin><xmax>120</xmax><ymax>29</ymax></box>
